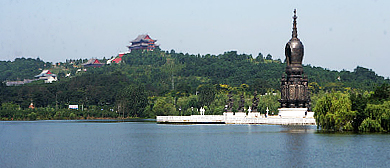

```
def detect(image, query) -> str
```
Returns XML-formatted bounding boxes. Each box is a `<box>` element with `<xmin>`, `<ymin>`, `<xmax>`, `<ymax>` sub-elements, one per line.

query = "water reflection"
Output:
<box><xmin>279</xmin><ymin>125</ymin><xmax>317</xmax><ymax>167</ymax></box>
<box><xmin>280</xmin><ymin>125</ymin><xmax>317</xmax><ymax>134</ymax></box>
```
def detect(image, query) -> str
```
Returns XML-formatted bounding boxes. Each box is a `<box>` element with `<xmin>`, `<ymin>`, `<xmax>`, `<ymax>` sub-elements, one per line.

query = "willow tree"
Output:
<box><xmin>314</xmin><ymin>92</ymin><xmax>356</xmax><ymax>131</ymax></box>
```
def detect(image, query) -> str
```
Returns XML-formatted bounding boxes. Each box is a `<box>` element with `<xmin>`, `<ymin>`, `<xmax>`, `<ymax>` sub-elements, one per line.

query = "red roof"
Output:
<box><xmin>82</xmin><ymin>59</ymin><xmax>104</xmax><ymax>67</ymax></box>
<box><xmin>112</xmin><ymin>57</ymin><xmax>122</xmax><ymax>63</ymax></box>
<box><xmin>93</xmin><ymin>59</ymin><xmax>101</xmax><ymax>64</ymax></box>
<box><xmin>111</xmin><ymin>53</ymin><xmax>125</xmax><ymax>63</ymax></box>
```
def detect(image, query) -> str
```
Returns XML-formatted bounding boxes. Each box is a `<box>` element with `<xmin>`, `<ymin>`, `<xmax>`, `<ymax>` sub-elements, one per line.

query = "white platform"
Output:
<box><xmin>156</xmin><ymin>113</ymin><xmax>316</xmax><ymax>125</ymax></box>
<box><xmin>248</xmin><ymin>112</ymin><xmax>261</xmax><ymax>118</ymax></box>
<box><xmin>278</xmin><ymin>108</ymin><xmax>309</xmax><ymax>118</ymax></box>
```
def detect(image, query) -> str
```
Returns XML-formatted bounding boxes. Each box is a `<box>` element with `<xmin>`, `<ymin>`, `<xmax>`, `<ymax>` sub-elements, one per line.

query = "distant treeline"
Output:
<box><xmin>0</xmin><ymin>103</ymin><xmax>119</xmax><ymax>121</ymax></box>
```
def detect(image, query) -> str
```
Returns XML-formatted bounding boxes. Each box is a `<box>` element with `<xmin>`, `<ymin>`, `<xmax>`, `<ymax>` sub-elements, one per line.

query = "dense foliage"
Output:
<box><xmin>1</xmin><ymin>49</ymin><xmax>389</xmax><ymax>125</ymax></box>
<box><xmin>314</xmin><ymin>84</ymin><xmax>390</xmax><ymax>132</ymax></box>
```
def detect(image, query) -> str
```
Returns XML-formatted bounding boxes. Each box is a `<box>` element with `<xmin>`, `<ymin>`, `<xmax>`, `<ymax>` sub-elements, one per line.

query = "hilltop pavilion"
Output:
<box><xmin>127</xmin><ymin>34</ymin><xmax>159</xmax><ymax>51</ymax></box>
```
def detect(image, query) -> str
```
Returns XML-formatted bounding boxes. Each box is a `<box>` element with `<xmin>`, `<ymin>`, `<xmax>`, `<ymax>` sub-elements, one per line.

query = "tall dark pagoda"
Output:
<box><xmin>279</xmin><ymin>9</ymin><xmax>310</xmax><ymax>111</ymax></box>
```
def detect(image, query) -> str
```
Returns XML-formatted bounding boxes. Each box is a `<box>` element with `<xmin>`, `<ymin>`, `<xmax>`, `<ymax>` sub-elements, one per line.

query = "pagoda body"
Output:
<box><xmin>278</xmin><ymin>10</ymin><xmax>310</xmax><ymax>117</ymax></box>
<box><xmin>127</xmin><ymin>34</ymin><xmax>159</xmax><ymax>51</ymax></box>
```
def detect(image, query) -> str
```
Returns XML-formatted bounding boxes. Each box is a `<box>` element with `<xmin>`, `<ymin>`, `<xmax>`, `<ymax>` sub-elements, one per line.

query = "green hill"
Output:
<box><xmin>1</xmin><ymin>49</ymin><xmax>389</xmax><ymax>120</ymax></box>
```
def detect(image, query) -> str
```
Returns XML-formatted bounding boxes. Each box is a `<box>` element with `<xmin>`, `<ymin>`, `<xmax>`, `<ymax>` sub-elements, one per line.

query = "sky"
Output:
<box><xmin>1</xmin><ymin>0</ymin><xmax>389</xmax><ymax>77</ymax></box>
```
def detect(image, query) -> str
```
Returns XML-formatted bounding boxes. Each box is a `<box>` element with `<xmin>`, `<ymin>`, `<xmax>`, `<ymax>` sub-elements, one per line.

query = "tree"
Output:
<box><xmin>257</xmin><ymin>91</ymin><xmax>280</xmax><ymax>115</ymax></box>
<box><xmin>0</xmin><ymin>82</ymin><xmax>7</xmax><ymax>104</ymax></box>
<box><xmin>256</xmin><ymin>53</ymin><xmax>264</xmax><ymax>62</ymax></box>
<box><xmin>197</xmin><ymin>84</ymin><xmax>216</xmax><ymax>107</ymax></box>
<box><xmin>27</xmin><ymin>112</ymin><xmax>37</xmax><ymax>120</ymax></box>
<box><xmin>265</xmin><ymin>54</ymin><xmax>272</xmax><ymax>60</ymax></box>
<box><xmin>362</xmin><ymin>101</ymin><xmax>390</xmax><ymax>132</ymax></box>
<box><xmin>117</xmin><ymin>85</ymin><xmax>148</xmax><ymax>117</ymax></box>
<box><xmin>350</xmin><ymin>92</ymin><xmax>368</xmax><ymax>131</ymax></box>
<box><xmin>176</xmin><ymin>82</ymin><xmax>191</xmax><ymax>96</ymax></box>
<box><xmin>176</xmin><ymin>95</ymin><xmax>198</xmax><ymax>115</ymax></box>
<box><xmin>370</xmin><ymin>83</ymin><xmax>390</xmax><ymax>103</ymax></box>
<box><xmin>208</xmin><ymin>93</ymin><xmax>228</xmax><ymax>115</ymax></box>
<box><xmin>314</xmin><ymin>92</ymin><xmax>356</xmax><ymax>131</ymax></box>
<box><xmin>308</xmin><ymin>82</ymin><xmax>320</xmax><ymax>94</ymax></box>
<box><xmin>152</xmin><ymin>97</ymin><xmax>177</xmax><ymax>116</ymax></box>
<box><xmin>380</xmin><ymin>104</ymin><xmax>390</xmax><ymax>132</ymax></box>
<box><xmin>359</xmin><ymin>118</ymin><xmax>382</xmax><ymax>132</ymax></box>
<box><xmin>252</xmin><ymin>79</ymin><xmax>271</xmax><ymax>95</ymax></box>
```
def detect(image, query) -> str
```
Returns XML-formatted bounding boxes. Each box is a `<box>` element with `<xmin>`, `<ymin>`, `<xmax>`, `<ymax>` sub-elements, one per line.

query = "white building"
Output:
<box><xmin>34</xmin><ymin>70</ymin><xmax>58</xmax><ymax>83</ymax></box>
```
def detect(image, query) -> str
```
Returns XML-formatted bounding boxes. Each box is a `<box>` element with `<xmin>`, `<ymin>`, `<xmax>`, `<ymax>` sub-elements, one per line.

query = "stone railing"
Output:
<box><xmin>157</xmin><ymin>115</ymin><xmax>316</xmax><ymax>125</ymax></box>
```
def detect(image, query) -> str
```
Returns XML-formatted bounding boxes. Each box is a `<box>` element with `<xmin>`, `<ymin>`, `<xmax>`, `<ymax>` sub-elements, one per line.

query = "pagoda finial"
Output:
<box><xmin>292</xmin><ymin>9</ymin><xmax>298</xmax><ymax>38</ymax></box>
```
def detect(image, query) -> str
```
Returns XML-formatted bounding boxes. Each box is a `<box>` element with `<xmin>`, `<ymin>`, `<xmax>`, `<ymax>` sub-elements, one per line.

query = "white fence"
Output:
<box><xmin>157</xmin><ymin>115</ymin><xmax>225</xmax><ymax>123</ymax></box>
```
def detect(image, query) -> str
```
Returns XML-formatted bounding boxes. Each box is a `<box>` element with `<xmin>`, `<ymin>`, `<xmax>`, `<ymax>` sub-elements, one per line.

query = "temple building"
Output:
<box><xmin>107</xmin><ymin>52</ymin><xmax>129</xmax><ymax>64</ymax></box>
<box><xmin>278</xmin><ymin>10</ymin><xmax>311</xmax><ymax>118</ymax></box>
<box><xmin>127</xmin><ymin>34</ymin><xmax>159</xmax><ymax>51</ymax></box>
<box><xmin>82</xmin><ymin>59</ymin><xmax>104</xmax><ymax>68</ymax></box>
<box><xmin>34</xmin><ymin>70</ymin><xmax>58</xmax><ymax>83</ymax></box>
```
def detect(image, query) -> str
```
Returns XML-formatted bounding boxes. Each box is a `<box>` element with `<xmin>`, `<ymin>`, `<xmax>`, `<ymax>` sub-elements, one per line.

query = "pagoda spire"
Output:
<box><xmin>292</xmin><ymin>9</ymin><xmax>298</xmax><ymax>39</ymax></box>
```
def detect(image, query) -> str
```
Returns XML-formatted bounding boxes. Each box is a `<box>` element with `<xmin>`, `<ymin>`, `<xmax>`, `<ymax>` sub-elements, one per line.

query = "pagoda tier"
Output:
<box><xmin>127</xmin><ymin>34</ymin><xmax>159</xmax><ymax>51</ymax></box>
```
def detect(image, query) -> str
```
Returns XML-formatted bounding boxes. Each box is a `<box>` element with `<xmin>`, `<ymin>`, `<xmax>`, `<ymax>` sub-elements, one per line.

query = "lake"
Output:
<box><xmin>1</xmin><ymin>120</ymin><xmax>389</xmax><ymax>167</ymax></box>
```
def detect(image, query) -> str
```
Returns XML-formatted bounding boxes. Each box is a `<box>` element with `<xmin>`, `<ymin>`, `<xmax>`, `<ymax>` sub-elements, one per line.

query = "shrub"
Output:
<box><xmin>27</xmin><ymin>112</ymin><xmax>37</xmax><ymax>120</ymax></box>
<box><xmin>359</xmin><ymin>118</ymin><xmax>382</xmax><ymax>132</ymax></box>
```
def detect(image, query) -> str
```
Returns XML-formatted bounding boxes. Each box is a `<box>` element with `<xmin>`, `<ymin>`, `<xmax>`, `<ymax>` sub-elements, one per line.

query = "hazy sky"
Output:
<box><xmin>1</xmin><ymin>0</ymin><xmax>389</xmax><ymax>77</ymax></box>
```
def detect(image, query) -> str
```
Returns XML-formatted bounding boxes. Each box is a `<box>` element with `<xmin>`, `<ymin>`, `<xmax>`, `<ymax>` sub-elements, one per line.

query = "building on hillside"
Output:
<box><xmin>107</xmin><ymin>52</ymin><xmax>128</xmax><ymax>64</ymax></box>
<box><xmin>5</xmin><ymin>79</ymin><xmax>37</xmax><ymax>86</ymax></box>
<box><xmin>127</xmin><ymin>34</ymin><xmax>159</xmax><ymax>51</ymax></box>
<box><xmin>6</xmin><ymin>80</ymin><xmax>23</xmax><ymax>86</ymax></box>
<box><xmin>34</xmin><ymin>70</ymin><xmax>58</xmax><ymax>83</ymax></box>
<box><xmin>82</xmin><ymin>59</ymin><xmax>104</xmax><ymax>68</ymax></box>
<box><xmin>5</xmin><ymin>81</ymin><xmax>25</xmax><ymax>86</ymax></box>
<box><xmin>29</xmin><ymin>102</ymin><xmax>35</xmax><ymax>109</ymax></box>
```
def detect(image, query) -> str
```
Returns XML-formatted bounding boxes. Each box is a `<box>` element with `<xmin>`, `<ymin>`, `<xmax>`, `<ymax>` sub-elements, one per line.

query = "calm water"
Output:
<box><xmin>1</xmin><ymin>121</ymin><xmax>390</xmax><ymax>168</ymax></box>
